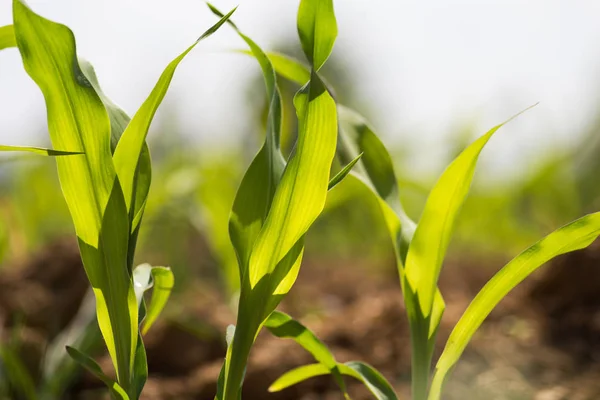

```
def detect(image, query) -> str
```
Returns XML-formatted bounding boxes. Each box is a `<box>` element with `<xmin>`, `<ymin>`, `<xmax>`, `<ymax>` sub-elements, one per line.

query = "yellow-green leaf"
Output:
<box><xmin>297</xmin><ymin>0</ymin><xmax>337</xmax><ymax>70</ymax></box>
<box><xmin>13</xmin><ymin>0</ymin><xmax>137</xmax><ymax>389</ymax></box>
<box><xmin>270</xmin><ymin>362</ymin><xmax>398</xmax><ymax>400</ymax></box>
<box><xmin>0</xmin><ymin>145</ymin><xmax>82</xmax><ymax>156</ymax></box>
<box><xmin>0</xmin><ymin>25</ymin><xmax>16</xmax><ymax>50</ymax></box>
<box><xmin>113</xmin><ymin>7</ymin><xmax>237</xmax><ymax>214</ymax></box>
<box><xmin>429</xmin><ymin>212</ymin><xmax>600</xmax><ymax>400</ymax></box>
<box><xmin>404</xmin><ymin>105</ymin><xmax>537</xmax><ymax>318</ymax></box>
<box><xmin>265</xmin><ymin>311</ymin><xmax>347</xmax><ymax>395</ymax></box>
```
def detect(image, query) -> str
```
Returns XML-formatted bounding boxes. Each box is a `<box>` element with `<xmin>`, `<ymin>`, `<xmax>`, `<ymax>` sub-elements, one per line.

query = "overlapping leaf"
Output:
<box><xmin>113</xmin><ymin>7</ymin><xmax>236</xmax><ymax>215</ymax></box>
<box><xmin>265</xmin><ymin>311</ymin><xmax>400</xmax><ymax>399</ymax></box>
<box><xmin>13</xmin><ymin>0</ymin><xmax>137</xmax><ymax>388</ymax></box>
<box><xmin>270</xmin><ymin>362</ymin><xmax>397</xmax><ymax>400</ymax></box>
<box><xmin>210</xmin><ymin>1</ymin><xmax>339</xmax><ymax>398</ymax></box>
<box><xmin>265</xmin><ymin>311</ymin><xmax>347</xmax><ymax>396</ymax></box>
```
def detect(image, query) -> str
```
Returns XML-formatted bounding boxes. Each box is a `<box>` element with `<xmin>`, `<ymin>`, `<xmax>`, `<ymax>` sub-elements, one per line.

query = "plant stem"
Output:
<box><xmin>410</xmin><ymin>318</ymin><xmax>432</xmax><ymax>400</ymax></box>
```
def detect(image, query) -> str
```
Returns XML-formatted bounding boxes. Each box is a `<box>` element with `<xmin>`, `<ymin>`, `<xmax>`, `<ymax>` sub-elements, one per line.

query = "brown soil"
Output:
<box><xmin>1</xmin><ymin>238</ymin><xmax>600</xmax><ymax>400</ymax></box>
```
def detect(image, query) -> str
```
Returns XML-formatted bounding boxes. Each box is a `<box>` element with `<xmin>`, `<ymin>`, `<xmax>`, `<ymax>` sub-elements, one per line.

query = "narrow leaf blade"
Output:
<box><xmin>113</xmin><ymin>7</ymin><xmax>237</xmax><ymax>212</ymax></box>
<box><xmin>265</xmin><ymin>311</ymin><xmax>346</xmax><ymax>393</ymax></box>
<box><xmin>429</xmin><ymin>212</ymin><xmax>600</xmax><ymax>400</ymax></box>
<box><xmin>328</xmin><ymin>152</ymin><xmax>363</xmax><ymax>190</ymax></box>
<box><xmin>0</xmin><ymin>144</ymin><xmax>82</xmax><ymax>156</ymax></box>
<box><xmin>404</xmin><ymin>105</ymin><xmax>537</xmax><ymax>318</ymax></box>
<box><xmin>13</xmin><ymin>0</ymin><xmax>137</xmax><ymax>385</ymax></box>
<box><xmin>65</xmin><ymin>346</ymin><xmax>130</xmax><ymax>400</ymax></box>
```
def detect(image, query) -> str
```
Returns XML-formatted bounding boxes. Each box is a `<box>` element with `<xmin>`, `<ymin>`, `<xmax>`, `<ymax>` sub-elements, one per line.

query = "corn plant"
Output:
<box><xmin>203</xmin><ymin>1</ymin><xmax>366</xmax><ymax>398</ymax></box>
<box><xmin>224</xmin><ymin>3</ymin><xmax>600</xmax><ymax>400</ymax></box>
<box><xmin>1</xmin><ymin>1</ymin><xmax>235</xmax><ymax>398</ymax></box>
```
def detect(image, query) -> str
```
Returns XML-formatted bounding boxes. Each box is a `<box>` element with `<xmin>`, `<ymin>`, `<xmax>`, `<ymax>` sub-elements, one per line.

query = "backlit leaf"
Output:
<box><xmin>429</xmin><ymin>212</ymin><xmax>600</xmax><ymax>400</ymax></box>
<box><xmin>13</xmin><ymin>0</ymin><xmax>137</xmax><ymax>387</ymax></box>
<box><xmin>404</xmin><ymin>105</ymin><xmax>537</xmax><ymax>318</ymax></box>
<box><xmin>265</xmin><ymin>311</ymin><xmax>347</xmax><ymax>395</ymax></box>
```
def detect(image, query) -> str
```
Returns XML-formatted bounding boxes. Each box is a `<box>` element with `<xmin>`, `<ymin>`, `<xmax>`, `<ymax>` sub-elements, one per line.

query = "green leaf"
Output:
<box><xmin>41</xmin><ymin>290</ymin><xmax>100</xmax><ymax>398</ymax></box>
<box><xmin>404</xmin><ymin>105</ymin><xmax>538</xmax><ymax>319</ymax></box>
<box><xmin>0</xmin><ymin>25</ymin><xmax>16</xmax><ymax>50</ymax></box>
<box><xmin>131</xmin><ymin>334</ymin><xmax>147</xmax><ymax>400</ymax></box>
<box><xmin>78</xmin><ymin>58</ymin><xmax>152</xmax><ymax>273</ymax></box>
<box><xmin>213</xmin><ymin>1</ymin><xmax>339</xmax><ymax>398</ymax></box>
<box><xmin>142</xmin><ymin>267</ymin><xmax>174</xmax><ymax>335</ymax></box>
<box><xmin>344</xmin><ymin>362</ymin><xmax>398</xmax><ymax>400</ymax></box>
<box><xmin>13</xmin><ymin>0</ymin><xmax>137</xmax><ymax>388</ymax></box>
<box><xmin>265</xmin><ymin>311</ymin><xmax>347</xmax><ymax>395</ymax></box>
<box><xmin>113</xmin><ymin>6</ymin><xmax>237</xmax><ymax>214</ymax></box>
<box><xmin>297</xmin><ymin>0</ymin><xmax>337</xmax><ymax>70</ymax></box>
<box><xmin>328</xmin><ymin>152</ymin><xmax>363</xmax><ymax>190</ymax></box>
<box><xmin>246</xmin><ymin>70</ymin><xmax>336</xmax><ymax>288</ymax></box>
<box><xmin>208</xmin><ymin>3</ymin><xmax>286</xmax><ymax>278</ymax></box>
<box><xmin>261</xmin><ymin>50</ymin><xmax>444</xmax><ymax>400</ymax></box>
<box><xmin>264</xmin><ymin>52</ymin><xmax>311</xmax><ymax>85</ymax></box>
<box><xmin>0</xmin><ymin>144</ymin><xmax>82</xmax><ymax>156</ymax></box>
<box><xmin>269</xmin><ymin>363</ymin><xmax>329</xmax><ymax>392</ymax></box>
<box><xmin>429</xmin><ymin>212</ymin><xmax>600</xmax><ymax>400</ymax></box>
<box><xmin>66</xmin><ymin>346</ymin><xmax>130</xmax><ymax>400</ymax></box>
<box><xmin>270</xmin><ymin>362</ymin><xmax>398</xmax><ymax>400</ymax></box>
<box><xmin>132</xmin><ymin>264</ymin><xmax>174</xmax><ymax>335</ymax></box>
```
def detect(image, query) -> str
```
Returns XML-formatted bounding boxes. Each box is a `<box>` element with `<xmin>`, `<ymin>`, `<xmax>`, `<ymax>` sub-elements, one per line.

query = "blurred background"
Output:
<box><xmin>1</xmin><ymin>1</ymin><xmax>600</xmax><ymax>399</ymax></box>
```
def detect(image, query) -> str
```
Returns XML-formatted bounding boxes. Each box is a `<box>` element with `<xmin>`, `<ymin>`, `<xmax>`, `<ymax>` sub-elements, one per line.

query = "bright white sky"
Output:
<box><xmin>1</xmin><ymin>0</ymin><xmax>600</xmax><ymax>179</ymax></box>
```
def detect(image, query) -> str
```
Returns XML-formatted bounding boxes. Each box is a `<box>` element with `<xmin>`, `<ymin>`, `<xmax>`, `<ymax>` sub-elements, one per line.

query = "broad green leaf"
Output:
<box><xmin>270</xmin><ymin>362</ymin><xmax>398</xmax><ymax>400</ymax></box>
<box><xmin>13</xmin><ymin>0</ymin><xmax>137</xmax><ymax>387</ymax></box>
<box><xmin>113</xmin><ymin>7</ymin><xmax>237</xmax><ymax>214</ymax></box>
<box><xmin>0</xmin><ymin>144</ymin><xmax>82</xmax><ymax>156</ymax></box>
<box><xmin>265</xmin><ymin>311</ymin><xmax>347</xmax><ymax>395</ymax></box>
<box><xmin>246</xmin><ymin>71</ymin><xmax>336</xmax><ymax>288</ymax></box>
<box><xmin>429</xmin><ymin>212</ymin><xmax>600</xmax><ymax>400</ymax></box>
<box><xmin>328</xmin><ymin>152</ymin><xmax>363</xmax><ymax>190</ymax></box>
<box><xmin>0</xmin><ymin>25</ymin><xmax>15</xmax><ymax>50</ymax></box>
<box><xmin>297</xmin><ymin>0</ymin><xmax>337</xmax><ymax>70</ymax></box>
<box><xmin>78</xmin><ymin>59</ymin><xmax>152</xmax><ymax>245</ymax></box>
<box><xmin>65</xmin><ymin>347</ymin><xmax>130</xmax><ymax>400</ymax></box>
<box><xmin>404</xmin><ymin>105</ymin><xmax>537</xmax><ymax>319</ymax></box>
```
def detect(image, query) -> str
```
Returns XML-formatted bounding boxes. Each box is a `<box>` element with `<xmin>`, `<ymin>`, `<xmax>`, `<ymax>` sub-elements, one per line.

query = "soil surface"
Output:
<box><xmin>1</xmin><ymin>238</ymin><xmax>600</xmax><ymax>400</ymax></box>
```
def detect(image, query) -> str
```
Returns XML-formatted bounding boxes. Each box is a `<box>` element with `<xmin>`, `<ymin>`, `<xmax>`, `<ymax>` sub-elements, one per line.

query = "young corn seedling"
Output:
<box><xmin>1</xmin><ymin>1</ymin><xmax>234</xmax><ymax>398</ymax></box>
<box><xmin>205</xmin><ymin>1</ymin><xmax>361</xmax><ymax>398</ymax></box>
<box><xmin>238</xmin><ymin>4</ymin><xmax>600</xmax><ymax>400</ymax></box>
